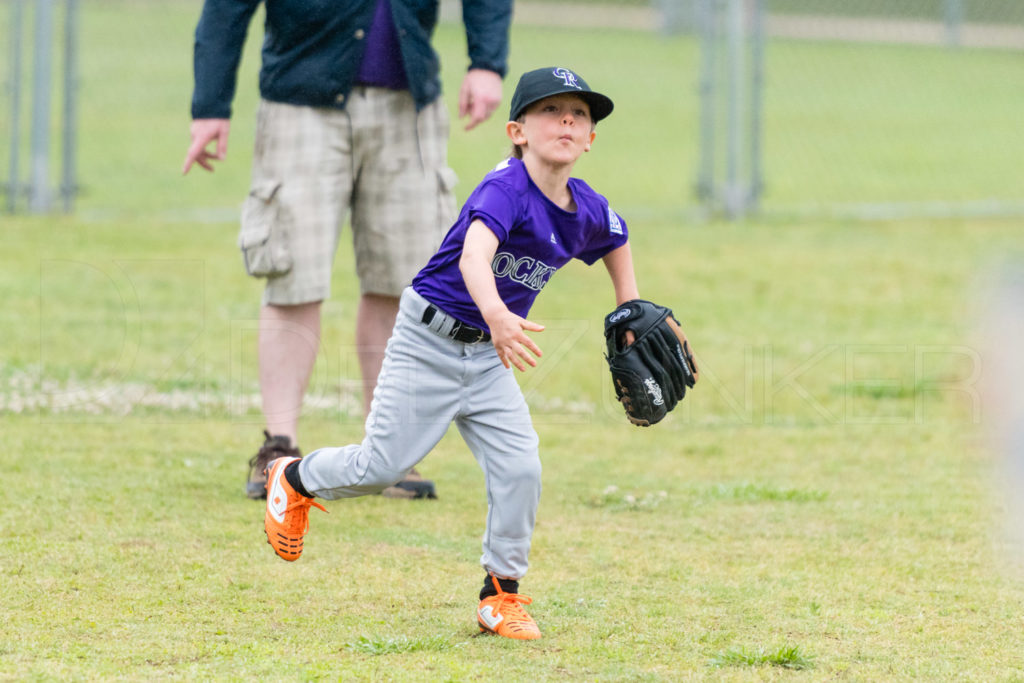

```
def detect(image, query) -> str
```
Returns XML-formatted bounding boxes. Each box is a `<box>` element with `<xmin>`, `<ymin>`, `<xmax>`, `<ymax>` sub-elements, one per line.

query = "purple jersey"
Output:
<box><xmin>356</xmin><ymin>0</ymin><xmax>408</xmax><ymax>90</ymax></box>
<box><xmin>413</xmin><ymin>157</ymin><xmax>629</xmax><ymax>331</ymax></box>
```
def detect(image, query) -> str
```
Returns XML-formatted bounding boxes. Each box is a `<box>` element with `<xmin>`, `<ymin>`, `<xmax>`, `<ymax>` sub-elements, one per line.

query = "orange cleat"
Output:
<box><xmin>264</xmin><ymin>457</ymin><xmax>325</xmax><ymax>561</ymax></box>
<box><xmin>476</xmin><ymin>576</ymin><xmax>541</xmax><ymax>640</ymax></box>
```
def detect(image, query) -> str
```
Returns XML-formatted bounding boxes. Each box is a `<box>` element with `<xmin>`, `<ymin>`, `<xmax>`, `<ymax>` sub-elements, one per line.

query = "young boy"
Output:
<box><xmin>262</xmin><ymin>66</ymin><xmax>639</xmax><ymax>640</ymax></box>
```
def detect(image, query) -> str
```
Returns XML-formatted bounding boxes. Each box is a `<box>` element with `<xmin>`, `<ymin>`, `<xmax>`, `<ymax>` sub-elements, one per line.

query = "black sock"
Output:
<box><xmin>479</xmin><ymin>572</ymin><xmax>519</xmax><ymax>600</ymax></box>
<box><xmin>284</xmin><ymin>461</ymin><xmax>313</xmax><ymax>498</ymax></box>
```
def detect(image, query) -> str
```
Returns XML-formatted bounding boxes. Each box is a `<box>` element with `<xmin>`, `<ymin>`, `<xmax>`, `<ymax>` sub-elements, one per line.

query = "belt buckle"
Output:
<box><xmin>450</xmin><ymin>321</ymin><xmax>487</xmax><ymax>344</ymax></box>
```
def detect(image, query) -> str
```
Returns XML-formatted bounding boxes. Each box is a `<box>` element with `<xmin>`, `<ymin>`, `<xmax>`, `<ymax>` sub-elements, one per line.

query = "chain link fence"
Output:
<box><xmin>754</xmin><ymin>0</ymin><xmax>1024</xmax><ymax>218</ymax></box>
<box><xmin>512</xmin><ymin>0</ymin><xmax>1024</xmax><ymax>219</ymax></box>
<box><xmin>4</xmin><ymin>0</ymin><xmax>1019</xmax><ymax>219</ymax></box>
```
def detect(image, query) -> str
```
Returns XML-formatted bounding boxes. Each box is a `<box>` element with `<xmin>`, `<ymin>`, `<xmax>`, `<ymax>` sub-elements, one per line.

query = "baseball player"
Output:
<box><xmin>262</xmin><ymin>67</ymin><xmax>638</xmax><ymax>640</ymax></box>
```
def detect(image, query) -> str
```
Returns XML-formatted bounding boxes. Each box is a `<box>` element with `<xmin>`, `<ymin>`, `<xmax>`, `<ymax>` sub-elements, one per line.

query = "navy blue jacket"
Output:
<box><xmin>191</xmin><ymin>0</ymin><xmax>512</xmax><ymax>119</ymax></box>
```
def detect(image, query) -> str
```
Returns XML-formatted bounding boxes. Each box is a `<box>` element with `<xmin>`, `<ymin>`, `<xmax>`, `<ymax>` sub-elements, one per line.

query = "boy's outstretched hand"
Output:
<box><xmin>485</xmin><ymin>309</ymin><xmax>544</xmax><ymax>371</ymax></box>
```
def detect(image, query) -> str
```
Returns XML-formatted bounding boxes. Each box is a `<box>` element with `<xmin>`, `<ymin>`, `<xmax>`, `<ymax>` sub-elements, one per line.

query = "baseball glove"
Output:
<box><xmin>604</xmin><ymin>299</ymin><xmax>698</xmax><ymax>426</ymax></box>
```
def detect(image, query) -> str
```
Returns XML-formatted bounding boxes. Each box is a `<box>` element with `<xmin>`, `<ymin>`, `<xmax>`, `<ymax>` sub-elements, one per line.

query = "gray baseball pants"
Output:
<box><xmin>299</xmin><ymin>287</ymin><xmax>542</xmax><ymax>580</ymax></box>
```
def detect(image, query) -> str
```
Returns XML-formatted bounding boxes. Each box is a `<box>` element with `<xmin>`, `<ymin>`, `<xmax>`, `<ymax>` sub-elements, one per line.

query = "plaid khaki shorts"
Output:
<box><xmin>238</xmin><ymin>90</ymin><xmax>457</xmax><ymax>304</ymax></box>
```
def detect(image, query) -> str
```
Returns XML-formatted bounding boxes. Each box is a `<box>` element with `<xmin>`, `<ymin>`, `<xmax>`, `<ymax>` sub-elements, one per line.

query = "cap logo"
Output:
<box><xmin>552</xmin><ymin>67</ymin><xmax>582</xmax><ymax>89</ymax></box>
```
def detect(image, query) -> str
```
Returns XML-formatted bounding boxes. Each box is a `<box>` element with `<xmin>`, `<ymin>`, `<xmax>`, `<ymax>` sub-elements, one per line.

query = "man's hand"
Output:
<box><xmin>182</xmin><ymin>118</ymin><xmax>231</xmax><ymax>174</ymax></box>
<box><xmin>458</xmin><ymin>69</ymin><xmax>502</xmax><ymax>131</ymax></box>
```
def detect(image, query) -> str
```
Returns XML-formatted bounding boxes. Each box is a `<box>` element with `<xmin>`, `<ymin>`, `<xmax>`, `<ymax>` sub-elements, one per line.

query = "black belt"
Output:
<box><xmin>421</xmin><ymin>305</ymin><xmax>491</xmax><ymax>343</ymax></box>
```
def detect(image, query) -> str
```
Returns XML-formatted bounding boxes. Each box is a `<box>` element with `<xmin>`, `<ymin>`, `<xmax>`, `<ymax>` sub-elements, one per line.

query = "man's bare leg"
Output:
<box><xmin>244</xmin><ymin>301</ymin><xmax>322</xmax><ymax>498</ymax></box>
<box><xmin>260</xmin><ymin>301</ymin><xmax>322</xmax><ymax>442</ymax></box>
<box><xmin>356</xmin><ymin>293</ymin><xmax>399</xmax><ymax>416</ymax></box>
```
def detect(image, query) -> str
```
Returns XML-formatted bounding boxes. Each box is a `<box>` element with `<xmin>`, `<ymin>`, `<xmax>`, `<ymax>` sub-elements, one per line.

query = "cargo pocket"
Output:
<box><xmin>238</xmin><ymin>180</ymin><xmax>293</xmax><ymax>277</ymax></box>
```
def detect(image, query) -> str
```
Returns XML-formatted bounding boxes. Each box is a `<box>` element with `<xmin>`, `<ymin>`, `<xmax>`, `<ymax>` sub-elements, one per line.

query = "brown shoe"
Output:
<box><xmin>246</xmin><ymin>430</ymin><xmax>301</xmax><ymax>500</ymax></box>
<box><xmin>381</xmin><ymin>468</ymin><xmax>437</xmax><ymax>499</ymax></box>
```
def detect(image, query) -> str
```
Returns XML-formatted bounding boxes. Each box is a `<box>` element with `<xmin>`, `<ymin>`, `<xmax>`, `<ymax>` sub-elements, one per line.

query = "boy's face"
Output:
<box><xmin>507</xmin><ymin>94</ymin><xmax>596</xmax><ymax>167</ymax></box>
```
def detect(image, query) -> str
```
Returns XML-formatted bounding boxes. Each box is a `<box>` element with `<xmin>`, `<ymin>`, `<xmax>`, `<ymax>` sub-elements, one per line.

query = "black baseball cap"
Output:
<box><xmin>508</xmin><ymin>67</ymin><xmax>614</xmax><ymax>123</ymax></box>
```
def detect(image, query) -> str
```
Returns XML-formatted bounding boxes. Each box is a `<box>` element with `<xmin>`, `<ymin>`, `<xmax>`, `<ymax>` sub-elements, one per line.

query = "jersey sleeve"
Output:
<box><xmin>465</xmin><ymin>178</ymin><xmax>520</xmax><ymax>243</ymax></box>
<box><xmin>576</xmin><ymin>205</ymin><xmax>629</xmax><ymax>265</ymax></box>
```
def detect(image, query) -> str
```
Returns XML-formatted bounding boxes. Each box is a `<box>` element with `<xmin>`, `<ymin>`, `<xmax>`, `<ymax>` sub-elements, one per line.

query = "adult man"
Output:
<box><xmin>182</xmin><ymin>0</ymin><xmax>512</xmax><ymax>499</ymax></box>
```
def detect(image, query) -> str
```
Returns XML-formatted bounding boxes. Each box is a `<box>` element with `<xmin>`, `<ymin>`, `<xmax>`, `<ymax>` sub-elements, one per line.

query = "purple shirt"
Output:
<box><xmin>356</xmin><ymin>0</ymin><xmax>408</xmax><ymax>90</ymax></box>
<box><xmin>413</xmin><ymin>158</ymin><xmax>629</xmax><ymax>331</ymax></box>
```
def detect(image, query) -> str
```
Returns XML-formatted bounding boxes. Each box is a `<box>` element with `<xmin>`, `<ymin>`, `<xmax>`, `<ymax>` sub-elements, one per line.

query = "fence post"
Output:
<box><xmin>29</xmin><ymin>0</ymin><xmax>56</xmax><ymax>213</ymax></box>
<box><xmin>61</xmin><ymin>0</ymin><xmax>79</xmax><ymax>212</ymax></box>
<box><xmin>4</xmin><ymin>0</ymin><xmax>79</xmax><ymax>215</ymax></box>
<box><xmin>749</xmin><ymin>0</ymin><xmax>764</xmax><ymax>207</ymax></box>
<box><xmin>696</xmin><ymin>0</ymin><xmax>764</xmax><ymax>219</ymax></box>
<box><xmin>944</xmin><ymin>0</ymin><xmax>964</xmax><ymax>47</ymax></box>
<box><xmin>696</xmin><ymin>0</ymin><xmax>717</xmax><ymax>207</ymax></box>
<box><xmin>724</xmin><ymin>0</ymin><xmax>744</xmax><ymax>218</ymax></box>
<box><xmin>7</xmin><ymin>0</ymin><xmax>26</xmax><ymax>213</ymax></box>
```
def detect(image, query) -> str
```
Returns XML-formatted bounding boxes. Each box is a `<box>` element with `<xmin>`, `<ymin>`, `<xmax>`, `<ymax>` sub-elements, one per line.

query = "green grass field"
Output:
<box><xmin>3</xmin><ymin>2</ymin><xmax>1024</xmax><ymax>680</ymax></box>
